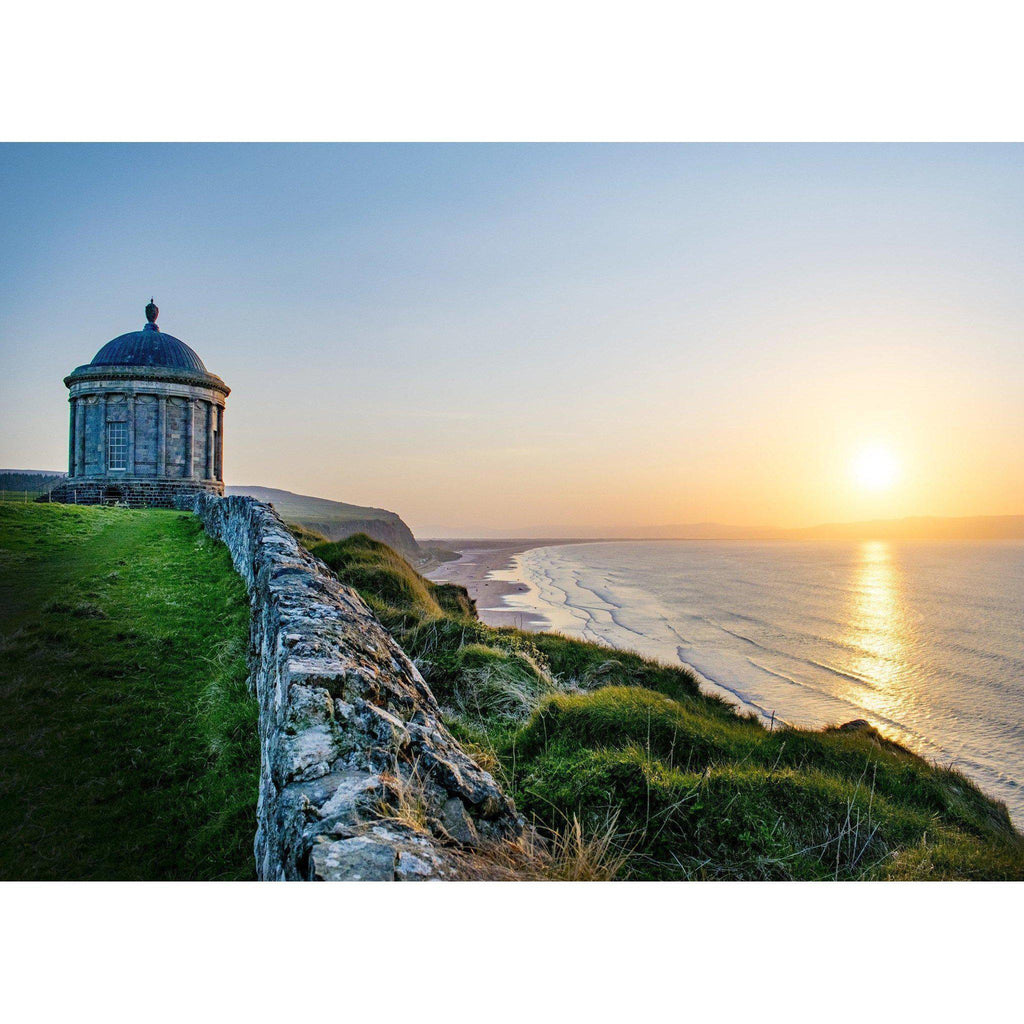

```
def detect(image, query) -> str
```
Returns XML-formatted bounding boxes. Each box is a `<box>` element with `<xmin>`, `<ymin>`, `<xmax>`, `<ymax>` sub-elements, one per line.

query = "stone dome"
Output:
<box><xmin>90</xmin><ymin>322</ymin><xmax>208</xmax><ymax>373</ymax></box>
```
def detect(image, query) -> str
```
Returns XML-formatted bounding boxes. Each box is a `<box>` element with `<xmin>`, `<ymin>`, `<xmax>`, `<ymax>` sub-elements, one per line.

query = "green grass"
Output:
<box><xmin>511</xmin><ymin>688</ymin><xmax>1022</xmax><ymax>879</ymax></box>
<box><xmin>286</xmin><ymin>521</ymin><xmax>330</xmax><ymax>549</ymax></box>
<box><xmin>0</xmin><ymin>502</ymin><xmax>257</xmax><ymax>880</ymax></box>
<box><xmin>307</xmin><ymin>531</ymin><xmax>1024</xmax><ymax>881</ymax></box>
<box><xmin>313</xmin><ymin>532</ymin><xmax>474</xmax><ymax>625</ymax></box>
<box><xmin>0</xmin><ymin>490</ymin><xmax>49</xmax><ymax>502</ymax></box>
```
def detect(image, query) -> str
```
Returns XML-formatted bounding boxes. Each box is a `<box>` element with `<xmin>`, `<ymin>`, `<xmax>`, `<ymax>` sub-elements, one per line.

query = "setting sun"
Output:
<box><xmin>852</xmin><ymin>445</ymin><xmax>900</xmax><ymax>491</ymax></box>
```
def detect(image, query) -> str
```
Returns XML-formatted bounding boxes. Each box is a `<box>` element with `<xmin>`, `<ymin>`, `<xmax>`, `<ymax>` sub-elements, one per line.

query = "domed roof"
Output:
<box><xmin>89</xmin><ymin>301</ymin><xmax>207</xmax><ymax>372</ymax></box>
<box><xmin>91</xmin><ymin>326</ymin><xmax>208</xmax><ymax>371</ymax></box>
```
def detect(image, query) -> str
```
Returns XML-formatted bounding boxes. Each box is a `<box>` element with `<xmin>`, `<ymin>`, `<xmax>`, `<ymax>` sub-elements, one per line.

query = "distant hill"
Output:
<box><xmin>226</xmin><ymin>486</ymin><xmax>420</xmax><ymax>558</ymax></box>
<box><xmin>783</xmin><ymin>514</ymin><xmax>1024</xmax><ymax>542</ymax></box>
<box><xmin>626</xmin><ymin>522</ymin><xmax>772</xmax><ymax>540</ymax></box>
<box><xmin>623</xmin><ymin>514</ymin><xmax>1024</xmax><ymax>542</ymax></box>
<box><xmin>0</xmin><ymin>470</ymin><xmax>66</xmax><ymax>498</ymax></box>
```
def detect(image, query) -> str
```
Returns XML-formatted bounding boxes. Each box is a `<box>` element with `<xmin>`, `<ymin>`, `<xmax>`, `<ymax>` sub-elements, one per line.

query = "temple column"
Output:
<box><xmin>127</xmin><ymin>393</ymin><xmax>136</xmax><ymax>474</ymax></box>
<box><xmin>185</xmin><ymin>400</ymin><xmax>194</xmax><ymax>479</ymax></box>
<box><xmin>215</xmin><ymin>404</ymin><xmax>224</xmax><ymax>480</ymax></box>
<box><xmin>206</xmin><ymin>401</ymin><xmax>216</xmax><ymax>479</ymax></box>
<box><xmin>97</xmin><ymin>394</ymin><xmax>107</xmax><ymax>474</ymax></box>
<box><xmin>157</xmin><ymin>396</ymin><xmax>167</xmax><ymax>477</ymax></box>
<box><xmin>75</xmin><ymin>399</ymin><xmax>85</xmax><ymax>476</ymax></box>
<box><xmin>68</xmin><ymin>398</ymin><xmax>76</xmax><ymax>477</ymax></box>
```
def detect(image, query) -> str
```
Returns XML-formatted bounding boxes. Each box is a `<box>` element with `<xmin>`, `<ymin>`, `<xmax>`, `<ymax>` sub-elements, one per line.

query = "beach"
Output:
<box><xmin>424</xmin><ymin>540</ymin><xmax>557</xmax><ymax>630</ymax></box>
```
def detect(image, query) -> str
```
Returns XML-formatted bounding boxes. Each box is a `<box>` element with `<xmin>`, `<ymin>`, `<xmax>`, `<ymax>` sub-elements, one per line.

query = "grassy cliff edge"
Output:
<box><xmin>308</xmin><ymin>531</ymin><xmax>1024</xmax><ymax>880</ymax></box>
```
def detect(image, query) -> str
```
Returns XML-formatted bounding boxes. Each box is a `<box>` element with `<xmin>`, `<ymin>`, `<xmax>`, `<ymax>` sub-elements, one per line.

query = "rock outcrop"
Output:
<box><xmin>178</xmin><ymin>493</ymin><xmax>523</xmax><ymax>880</ymax></box>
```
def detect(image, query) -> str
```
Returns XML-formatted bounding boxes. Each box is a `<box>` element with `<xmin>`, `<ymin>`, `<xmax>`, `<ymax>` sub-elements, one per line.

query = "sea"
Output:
<box><xmin>493</xmin><ymin>539</ymin><xmax>1024</xmax><ymax>825</ymax></box>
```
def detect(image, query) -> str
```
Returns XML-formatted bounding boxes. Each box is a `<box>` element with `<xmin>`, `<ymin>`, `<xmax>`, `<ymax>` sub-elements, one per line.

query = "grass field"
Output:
<box><xmin>0</xmin><ymin>490</ymin><xmax>49</xmax><ymax>502</ymax></box>
<box><xmin>312</xmin><ymin>532</ymin><xmax>1024</xmax><ymax>880</ymax></box>
<box><xmin>0</xmin><ymin>503</ymin><xmax>257</xmax><ymax>880</ymax></box>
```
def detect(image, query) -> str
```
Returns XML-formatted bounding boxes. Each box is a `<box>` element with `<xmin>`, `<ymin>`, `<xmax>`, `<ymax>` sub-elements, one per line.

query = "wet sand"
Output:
<box><xmin>423</xmin><ymin>540</ymin><xmax>568</xmax><ymax>630</ymax></box>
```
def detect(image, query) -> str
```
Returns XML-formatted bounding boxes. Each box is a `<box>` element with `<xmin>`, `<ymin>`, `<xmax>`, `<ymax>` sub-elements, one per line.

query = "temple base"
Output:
<box><xmin>42</xmin><ymin>478</ymin><xmax>224</xmax><ymax>509</ymax></box>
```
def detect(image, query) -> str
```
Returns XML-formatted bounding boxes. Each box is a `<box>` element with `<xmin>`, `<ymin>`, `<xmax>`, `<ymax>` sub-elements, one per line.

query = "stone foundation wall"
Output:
<box><xmin>177</xmin><ymin>493</ymin><xmax>524</xmax><ymax>880</ymax></box>
<box><xmin>45</xmin><ymin>478</ymin><xmax>223</xmax><ymax>508</ymax></box>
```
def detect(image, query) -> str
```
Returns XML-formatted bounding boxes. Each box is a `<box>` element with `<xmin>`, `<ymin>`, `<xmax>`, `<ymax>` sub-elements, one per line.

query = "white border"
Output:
<box><xmin>2</xmin><ymin>882</ymin><xmax>1021</xmax><ymax>1017</ymax></box>
<box><xmin>1</xmin><ymin>1</ymin><xmax>1023</xmax><ymax>141</ymax></box>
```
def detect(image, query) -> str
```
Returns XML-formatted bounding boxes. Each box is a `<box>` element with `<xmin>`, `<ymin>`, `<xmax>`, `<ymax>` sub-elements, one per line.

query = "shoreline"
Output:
<box><xmin>424</xmin><ymin>540</ymin><xmax>555</xmax><ymax>630</ymax></box>
<box><xmin>427</xmin><ymin>540</ymin><xmax>769</xmax><ymax>709</ymax></box>
<box><xmin>427</xmin><ymin>540</ymin><xmax>792</xmax><ymax>730</ymax></box>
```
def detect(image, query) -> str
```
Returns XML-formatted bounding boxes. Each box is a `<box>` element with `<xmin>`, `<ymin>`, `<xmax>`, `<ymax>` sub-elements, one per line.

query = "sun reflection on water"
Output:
<box><xmin>841</xmin><ymin>541</ymin><xmax>908</xmax><ymax>721</ymax></box>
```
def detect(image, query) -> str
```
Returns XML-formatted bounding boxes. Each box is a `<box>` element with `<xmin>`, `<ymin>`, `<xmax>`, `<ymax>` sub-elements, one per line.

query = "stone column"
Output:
<box><xmin>206</xmin><ymin>401</ymin><xmax>216</xmax><ymax>480</ymax></box>
<box><xmin>75</xmin><ymin>399</ymin><xmax>86</xmax><ymax>477</ymax></box>
<box><xmin>215</xmin><ymin>404</ymin><xmax>224</xmax><ymax>480</ymax></box>
<box><xmin>68</xmin><ymin>398</ymin><xmax>76</xmax><ymax>477</ymax></box>
<box><xmin>185</xmin><ymin>400</ymin><xmax>194</xmax><ymax>479</ymax></box>
<box><xmin>157</xmin><ymin>396</ymin><xmax>167</xmax><ymax>477</ymax></box>
<box><xmin>97</xmin><ymin>394</ymin><xmax>107</xmax><ymax>475</ymax></box>
<box><xmin>127</xmin><ymin>393</ymin><xmax>136</xmax><ymax>475</ymax></box>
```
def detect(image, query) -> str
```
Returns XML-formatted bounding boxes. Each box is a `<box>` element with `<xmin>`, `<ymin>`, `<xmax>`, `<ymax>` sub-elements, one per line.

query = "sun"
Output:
<box><xmin>852</xmin><ymin>444</ymin><xmax>900</xmax><ymax>491</ymax></box>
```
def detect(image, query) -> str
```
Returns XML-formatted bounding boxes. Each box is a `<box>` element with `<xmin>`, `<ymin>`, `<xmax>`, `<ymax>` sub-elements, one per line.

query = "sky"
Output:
<box><xmin>2</xmin><ymin>143</ymin><xmax>1023</xmax><ymax>536</ymax></box>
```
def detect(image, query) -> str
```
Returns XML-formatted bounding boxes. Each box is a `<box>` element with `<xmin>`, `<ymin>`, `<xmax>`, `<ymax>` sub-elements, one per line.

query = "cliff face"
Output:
<box><xmin>179</xmin><ymin>493</ymin><xmax>523</xmax><ymax>880</ymax></box>
<box><xmin>297</xmin><ymin>516</ymin><xmax>418</xmax><ymax>554</ymax></box>
<box><xmin>226</xmin><ymin>486</ymin><xmax>421</xmax><ymax>558</ymax></box>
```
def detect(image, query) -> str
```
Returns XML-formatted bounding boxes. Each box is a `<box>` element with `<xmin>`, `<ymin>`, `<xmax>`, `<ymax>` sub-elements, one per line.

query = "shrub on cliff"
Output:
<box><xmin>312</xmin><ymin>532</ymin><xmax>448</xmax><ymax>626</ymax></box>
<box><xmin>513</xmin><ymin>686</ymin><xmax>1022</xmax><ymax>879</ymax></box>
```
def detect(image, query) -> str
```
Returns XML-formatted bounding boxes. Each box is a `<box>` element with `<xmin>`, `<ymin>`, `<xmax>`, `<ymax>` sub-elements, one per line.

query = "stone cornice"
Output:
<box><xmin>65</xmin><ymin>363</ymin><xmax>230</xmax><ymax>396</ymax></box>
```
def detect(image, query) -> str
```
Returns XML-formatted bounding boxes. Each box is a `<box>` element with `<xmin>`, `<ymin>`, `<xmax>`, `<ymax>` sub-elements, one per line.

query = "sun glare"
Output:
<box><xmin>852</xmin><ymin>445</ymin><xmax>900</xmax><ymax>491</ymax></box>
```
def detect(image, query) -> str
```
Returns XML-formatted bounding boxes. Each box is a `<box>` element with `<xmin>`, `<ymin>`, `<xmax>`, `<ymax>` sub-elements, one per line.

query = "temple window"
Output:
<box><xmin>106</xmin><ymin>421</ymin><xmax>128</xmax><ymax>471</ymax></box>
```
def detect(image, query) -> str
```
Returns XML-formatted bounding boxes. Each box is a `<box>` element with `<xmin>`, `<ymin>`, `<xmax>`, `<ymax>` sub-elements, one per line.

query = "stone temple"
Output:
<box><xmin>48</xmin><ymin>301</ymin><xmax>229</xmax><ymax>507</ymax></box>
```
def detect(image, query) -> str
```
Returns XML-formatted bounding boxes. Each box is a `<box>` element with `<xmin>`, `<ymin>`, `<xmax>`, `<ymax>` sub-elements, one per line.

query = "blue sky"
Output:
<box><xmin>2</xmin><ymin>144</ymin><xmax>1023</xmax><ymax>534</ymax></box>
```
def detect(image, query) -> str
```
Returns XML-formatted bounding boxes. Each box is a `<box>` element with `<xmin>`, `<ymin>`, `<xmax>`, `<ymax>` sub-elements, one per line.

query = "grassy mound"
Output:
<box><xmin>0</xmin><ymin>503</ymin><xmax>257</xmax><ymax>880</ymax></box>
<box><xmin>286</xmin><ymin>521</ymin><xmax>330</xmax><ymax>549</ymax></box>
<box><xmin>313</xmin><ymin>532</ymin><xmax>475</xmax><ymax>624</ymax></box>
<box><xmin>305</xmin><ymin>531</ymin><xmax>1024</xmax><ymax>881</ymax></box>
<box><xmin>515</xmin><ymin>688</ymin><xmax>1021</xmax><ymax>879</ymax></box>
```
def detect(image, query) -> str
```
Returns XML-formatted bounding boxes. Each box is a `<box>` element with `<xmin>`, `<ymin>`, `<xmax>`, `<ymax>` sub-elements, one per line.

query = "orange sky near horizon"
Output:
<box><xmin>224</xmin><ymin>330</ymin><xmax>1024</xmax><ymax>535</ymax></box>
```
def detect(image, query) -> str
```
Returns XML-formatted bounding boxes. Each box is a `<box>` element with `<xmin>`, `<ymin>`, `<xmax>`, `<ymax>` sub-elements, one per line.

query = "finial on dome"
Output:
<box><xmin>145</xmin><ymin>298</ymin><xmax>159</xmax><ymax>324</ymax></box>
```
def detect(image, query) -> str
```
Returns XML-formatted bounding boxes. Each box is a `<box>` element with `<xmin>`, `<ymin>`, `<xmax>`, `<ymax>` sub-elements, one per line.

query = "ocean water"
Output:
<box><xmin>496</xmin><ymin>540</ymin><xmax>1024</xmax><ymax>824</ymax></box>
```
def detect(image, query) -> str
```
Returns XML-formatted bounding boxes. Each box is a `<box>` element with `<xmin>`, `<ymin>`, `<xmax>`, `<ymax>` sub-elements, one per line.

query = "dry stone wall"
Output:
<box><xmin>178</xmin><ymin>493</ymin><xmax>524</xmax><ymax>880</ymax></box>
